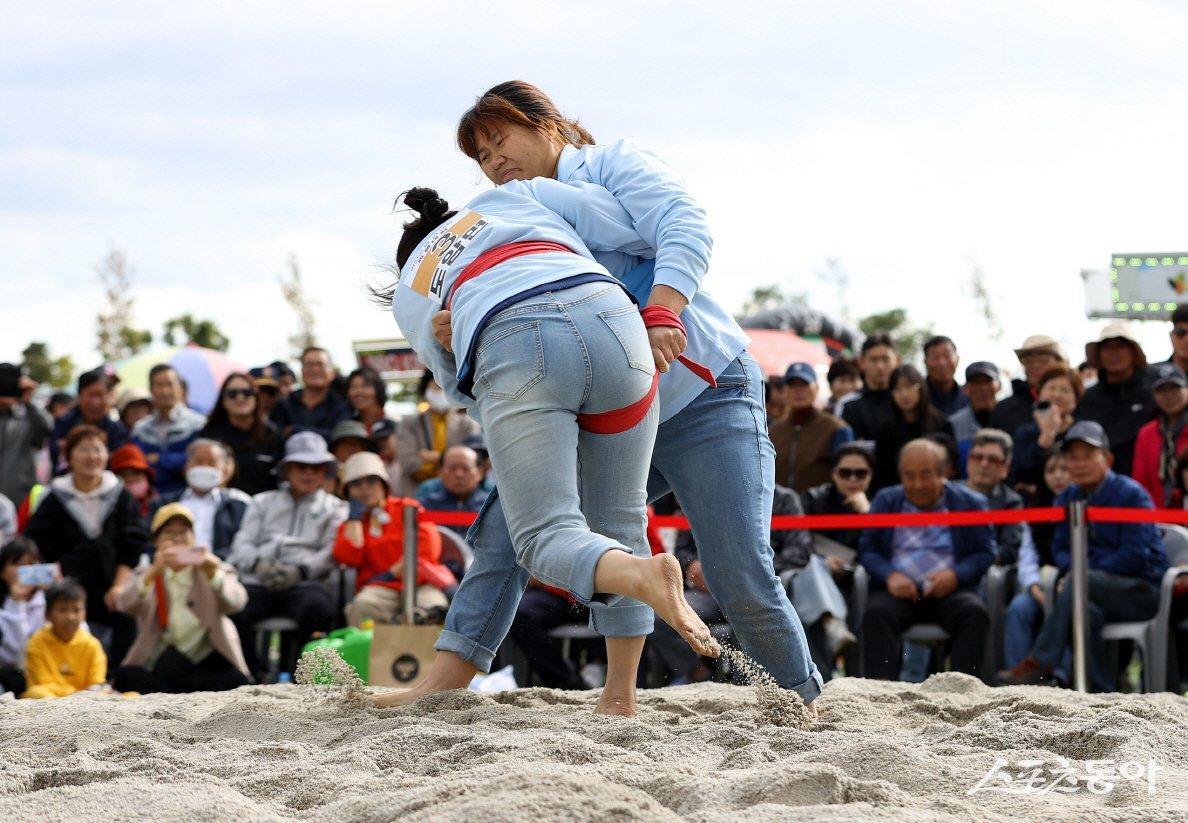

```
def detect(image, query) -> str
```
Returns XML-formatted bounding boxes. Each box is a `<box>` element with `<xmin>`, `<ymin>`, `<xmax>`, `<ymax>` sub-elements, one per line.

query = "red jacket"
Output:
<box><xmin>332</xmin><ymin>497</ymin><xmax>455</xmax><ymax>592</ymax></box>
<box><xmin>1132</xmin><ymin>418</ymin><xmax>1188</xmax><ymax>509</ymax></box>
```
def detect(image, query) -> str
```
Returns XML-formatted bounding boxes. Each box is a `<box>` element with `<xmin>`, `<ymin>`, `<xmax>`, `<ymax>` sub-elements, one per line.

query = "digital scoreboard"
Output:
<box><xmin>1110</xmin><ymin>253</ymin><xmax>1188</xmax><ymax>317</ymax></box>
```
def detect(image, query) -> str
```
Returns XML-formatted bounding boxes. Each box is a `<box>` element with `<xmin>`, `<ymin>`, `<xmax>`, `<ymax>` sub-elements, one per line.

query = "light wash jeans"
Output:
<box><xmin>469</xmin><ymin>280</ymin><xmax>657</xmax><ymax>611</ymax></box>
<box><xmin>438</xmin><ymin>350</ymin><xmax>824</xmax><ymax>704</ymax></box>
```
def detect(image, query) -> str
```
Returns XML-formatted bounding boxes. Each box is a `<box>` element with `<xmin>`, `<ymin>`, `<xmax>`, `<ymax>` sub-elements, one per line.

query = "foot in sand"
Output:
<box><xmin>369</xmin><ymin>650</ymin><xmax>477</xmax><ymax>709</ymax></box>
<box><xmin>594</xmin><ymin>684</ymin><xmax>637</xmax><ymax>717</ymax></box>
<box><xmin>641</xmin><ymin>554</ymin><xmax>719</xmax><ymax>659</ymax></box>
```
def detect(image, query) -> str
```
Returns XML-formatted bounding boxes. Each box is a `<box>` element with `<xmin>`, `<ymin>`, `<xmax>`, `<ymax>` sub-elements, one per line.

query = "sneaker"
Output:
<box><xmin>997</xmin><ymin>656</ymin><xmax>1055</xmax><ymax>686</ymax></box>
<box><xmin>824</xmin><ymin>617</ymin><xmax>857</xmax><ymax>658</ymax></box>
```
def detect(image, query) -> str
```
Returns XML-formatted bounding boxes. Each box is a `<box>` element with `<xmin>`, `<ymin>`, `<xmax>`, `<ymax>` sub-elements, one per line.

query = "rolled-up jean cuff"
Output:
<box><xmin>535</xmin><ymin>543</ymin><xmax>625</xmax><ymax>608</ymax></box>
<box><xmin>590</xmin><ymin>600</ymin><xmax>654</xmax><ymax>637</ymax></box>
<box><xmin>435</xmin><ymin>629</ymin><xmax>497</xmax><ymax>674</ymax></box>
<box><xmin>791</xmin><ymin>666</ymin><xmax>825</xmax><ymax>704</ymax></box>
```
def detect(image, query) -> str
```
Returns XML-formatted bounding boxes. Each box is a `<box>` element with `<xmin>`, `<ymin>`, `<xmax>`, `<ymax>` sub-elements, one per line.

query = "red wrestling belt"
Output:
<box><xmin>639</xmin><ymin>305</ymin><xmax>717</xmax><ymax>387</ymax></box>
<box><xmin>446</xmin><ymin>241</ymin><xmax>572</xmax><ymax>310</ymax></box>
<box><xmin>577</xmin><ymin>370</ymin><xmax>660</xmax><ymax>434</ymax></box>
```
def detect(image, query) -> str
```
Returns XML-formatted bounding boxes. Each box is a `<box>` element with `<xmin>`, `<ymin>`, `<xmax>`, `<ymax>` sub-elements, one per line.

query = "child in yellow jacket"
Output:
<box><xmin>22</xmin><ymin>578</ymin><xmax>107</xmax><ymax>698</ymax></box>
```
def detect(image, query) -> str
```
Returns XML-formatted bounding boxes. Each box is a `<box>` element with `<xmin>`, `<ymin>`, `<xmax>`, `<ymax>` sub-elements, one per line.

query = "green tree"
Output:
<box><xmin>162</xmin><ymin>314</ymin><xmax>230</xmax><ymax>352</ymax></box>
<box><xmin>20</xmin><ymin>342</ymin><xmax>75</xmax><ymax>389</ymax></box>
<box><xmin>858</xmin><ymin>308</ymin><xmax>934</xmax><ymax>363</ymax></box>
<box><xmin>95</xmin><ymin>248</ymin><xmax>153</xmax><ymax>361</ymax></box>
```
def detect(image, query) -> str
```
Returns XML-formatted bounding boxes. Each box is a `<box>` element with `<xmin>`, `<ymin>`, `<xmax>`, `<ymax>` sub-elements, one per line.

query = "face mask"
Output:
<box><xmin>425</xmin><ymin>388</ymin><xmax>451</xmax><ymax>414</ymax></box>
<box><xmin>186</xmin><ymin>465</ymin><xmax>223</xmax><ymax>492</ymax></box>
<box><xmin>124</xmin><ymin>478</ymin><xmax>150</xmax><ymax>499</ymax></box>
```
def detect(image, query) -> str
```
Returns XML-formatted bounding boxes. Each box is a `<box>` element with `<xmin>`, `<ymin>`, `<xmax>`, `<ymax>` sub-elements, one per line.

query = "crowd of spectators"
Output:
<box><xmin>2</xmin><ymin>310</ymin><xmax>1188</xmax><ymax>699</ymax></box>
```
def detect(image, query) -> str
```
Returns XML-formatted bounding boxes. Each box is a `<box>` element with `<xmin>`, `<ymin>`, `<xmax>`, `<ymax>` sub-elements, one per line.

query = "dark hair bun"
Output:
<box><xmin>403</xmin><ymin>187</ymin><xmax>450</xmax><ymax>222</ymax></box>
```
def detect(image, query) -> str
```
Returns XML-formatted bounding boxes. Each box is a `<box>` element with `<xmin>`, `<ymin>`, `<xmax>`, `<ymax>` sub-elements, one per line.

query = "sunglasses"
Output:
<box><xmin>225</xmin><ymin>388</ymin><xmax>256</xmax><ymax>400</ymax></box>
<box><xmin>969</xmin><ymin>452</ymin><xmax>1006</xmax><ymax>466</ymax></box>
<box><xmin>836</xmin><ymin>467</ymin><xmax>870</xmax><ymax>480</ymax></box>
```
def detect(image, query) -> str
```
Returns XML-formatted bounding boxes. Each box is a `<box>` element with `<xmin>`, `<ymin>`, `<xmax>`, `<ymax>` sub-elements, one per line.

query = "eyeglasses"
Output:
<box><xmin>835</xmin><ymin>468</ymin><xmax>870</xmax><ymax>480</ymax></box>
<box><xmin>225</xmin><ymin>388</ymin><xmax>256</xmax><ymax>400</ymax></box>
<box><xmin>969</xmin><ymin>453</ymin><xmax>1006</xmax><ymax>466</ymax></box>
<box><xmin>1173</xmin><ymin>327</ymin><xmax>1188</xmax><ymax>338</ymax></box>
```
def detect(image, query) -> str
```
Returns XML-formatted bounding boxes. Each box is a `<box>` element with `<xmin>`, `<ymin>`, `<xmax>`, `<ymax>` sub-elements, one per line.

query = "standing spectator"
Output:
<box><xmin>112</xmin><ymin>504</ymin><xmax>250</xmax><ymax>694</ymax></box>
<box><xmin>990</xmin><ymin>334</ymin><xmax>1067</xmax><ymax>438</ymax></box>
<box><xmin>923</xmin><ymin>336</ymin><xmax>970</xmax><ymax>416</ymax></box>
<box><xmin>396</xmin><ymin>370</ymin><xmax>480</xmax><ymax>497</ymax></box>
<box><xmin>270</xmin><ymin>347</ymin><xmax>351</xmax><ymax>442</ymax></box>
<box><xmin>150</xmin><ymin>440</ymin><xmax>251</xmax><ymax>560</ymax></box>
<box><xmin>839</xmin><ymin>334</ymin><xmax>900</xmax><ymax>439</ymax></box>
<box><xmin>347</xmin><ymin>367</ymin><xmax>393</xmax><ymax>433</ymax></box>
<box><xmin>24</xmin><ymin>425</ymin><xmax>148</xmax><ymax>662</ymax></box>
<box><xmin>416</xmin><ymin>445</ymin><xmax>490</xmax><ymax>536</ymax></box>
<box><xmin>960</xmin><ymin>429</ymin><xmax>1025</xmax><ymax>565</ymax></box>
<box><xmin>0</xmin><ymin>536</ymin><xmax>48</xmax><ymax>697</ymax></box>
<box><xmin>1011</xmin><ymin>364</ymin><xmax>1084</xmax><ymax>490</ymax></box>
<box><xmin>770</xmin><ymin>362</ymin><xmax>854</xmax><ymax>493</ymax></box>
<box><xmin>49</xmin><ymin>369</ymin><xmax>126</xmax><ymax>476</ymax></box>
<box><xmin>227</xmin><ymin>432</ymin><xmax>345</xmax><ymax>677</ymax></box>
<box><xmin>825</xmin><ymin>357</ymin><xmax>862</xmax><ymax>416</ymax></box>
<box><xmin>201</xmin><ymin>373</ymin><xmax>283</xmax><ymax>496</ymax></box>
<box><xmin>1077</xmin><ymin>321</ymin><xmax>1154</xmax><ymax>477</ymax></box>
<box><xmin>131</xmin><ymin>364</ymin><xmax>207</xmax><ymax>496</ymax></box>
<box><xmin>872</xmin><ymin>365</ymin><xmax>954</xmax><ymax>491</ymax></box>
<box><xmin>333</xmin><ymin>453</ymin><xmax>450</xmax><ymax>627</ymax></box>
<box><xmin>801</xmin><ymin>443</ymin><xmax>875</xmax><ymax>553</ymax></box>
<box><xmin>1132</xmin><ymin>363</ymin><xmax>1188</xmax><ymax>508</ymax></box>
<box><xmin>46</xmin><ymin>392</ymin><xmax>74</xmax><ymax>422</ymax></box>
<box><xmin>858</xmin><ymin>439</ymin><xmax>995</xmax><ymax>680</ymax></box>
<box><xmin>1167</xmin><ymin>304</ymin><xmax>1188</xmax><ymax>373</ymax></box>
<box><xmin>948</xmin><ymin>361</ymin><xmax>1001</xmax><ymax>472</ymax></box>
<box><xmin>998</xmin><ymin>422</ymin><xmax>1168</xmax><ymax>690</ymax></box>
<box><xmin>109</xmin><ymin>443</ymin><xmax>157</xmax><ymax>520</ymax></box>
<box><xmin>21</xmin><ymin>579</ymin><xmax>107</xmax><ymax>699</ymax></box>
<box><xmin>0</xmin><ymin>363</ymin><xmax>51</xmax><ymax>506</ymax></box>
<box><xmin>115</xmin><ymin>388</ymin><xmax>153</xmax><ymax>432</ymax></box>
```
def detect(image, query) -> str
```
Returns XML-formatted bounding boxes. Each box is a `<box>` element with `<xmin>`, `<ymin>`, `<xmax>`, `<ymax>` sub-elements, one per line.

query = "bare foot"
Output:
<box><xmin>806</xmin><ymin>699</ymin><xmax>819</xmax><ymax>720</ymax></box>
<box><xmin>594</xmin><ymin>689</ymin><xmax>636</xmax><ymax>717</ymax></box>
<box><xmin>643</xmin><ymin>554</ymin><xmax>719</xmax><ymax>658</ymax></box>
<box><xmin>369</xmin><ymin>650</ymin><xmax>477</xmax><ymax>709</ymax></box>
<box><xmin>369</xmin><ymin>682</ymin><xmax>432</xmax><ymax>709</ymax></box>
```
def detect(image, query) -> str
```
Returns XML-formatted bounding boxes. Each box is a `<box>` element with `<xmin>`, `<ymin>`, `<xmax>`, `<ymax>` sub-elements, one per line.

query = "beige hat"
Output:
<box><xmin>1013</xmin><ymin>334</ymin><xmax>1066</xmax><ymax>362</ymax></box>
<box><xmin>1085</xmin><ymin>321</ymin><xmax>1148</xmax><ymax>371</ymax></box>
<box><xmin>342</xmin><ymin>452</ymin><xmax>389</xmax><ymax>490</ymax></box>
<box><xmin>151</xmin><ymin>502</ymin><xmax>195</xmax><ymax>536</ymax></box>
<box><xmin>116</xmin><ymin>387</ymin><xmax>153</xmax><ymax>414</ymax></box>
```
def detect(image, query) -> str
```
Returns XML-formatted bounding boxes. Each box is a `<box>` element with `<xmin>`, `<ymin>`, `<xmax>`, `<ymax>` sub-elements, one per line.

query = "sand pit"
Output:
<box><xmin>2</xmin><ymin>673</ymin><xmax>1186</xmax><ymax>822</ymax></box>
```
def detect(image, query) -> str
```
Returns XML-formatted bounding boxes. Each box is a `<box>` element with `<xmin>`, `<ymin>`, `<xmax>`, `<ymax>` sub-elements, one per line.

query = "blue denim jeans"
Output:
<box><xmin>1004</xmin><ymin>589</ymin><xmax>1043</xmax><ymax>669</ymax></box>
<box><xmin>469</xmin><ymin>280</ymin><xmax>657</xmax><ymax>607</ymax></box>
<box><xmin>438</xmin><ymin>350</ymin><xmax>823</xmax><ymax>704</ymax></box>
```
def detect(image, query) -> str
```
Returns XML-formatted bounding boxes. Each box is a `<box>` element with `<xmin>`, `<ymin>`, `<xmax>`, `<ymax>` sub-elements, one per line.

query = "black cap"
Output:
<box><xmin>369</xmin><ymin>418</ymin><xmax>397</xmax><ymax>442</ymax></box>
<box><xmin>1151</xmin><ymin>362</ymin><xmax>1188</xmax><ymax>390</ymax></box>
<box><xmin>0</xmin><ymin>363</ymin><xmax>22</xmax><ymax>398</ymax></box>
<box><xmin>1062</xmin><ymin>420</ymin><xmax>1109</xmax><ymax>451</ymax></box>
<box><xmin>965</xmin><ymin>361</ymin><xmax>1000</xmax><ymax>382</ymax></box>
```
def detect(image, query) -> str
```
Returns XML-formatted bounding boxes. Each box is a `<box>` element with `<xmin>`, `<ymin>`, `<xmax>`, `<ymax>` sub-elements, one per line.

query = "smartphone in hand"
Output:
<box><xmin>171</xmin><ymin>546</ymin><xmax>205</xmax><ymax>566</ymax></box>
<box><xmin>17</xmin><ymin>564</ymin><xmax>57</xmax><ymax>587</ymax></box>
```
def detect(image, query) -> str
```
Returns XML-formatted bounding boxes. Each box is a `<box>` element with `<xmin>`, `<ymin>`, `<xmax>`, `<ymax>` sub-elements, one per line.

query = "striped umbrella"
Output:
<box><xmin>113</xmin><ymin>345</ymin><xmax>245</xmax><ymax>415</ymax></box>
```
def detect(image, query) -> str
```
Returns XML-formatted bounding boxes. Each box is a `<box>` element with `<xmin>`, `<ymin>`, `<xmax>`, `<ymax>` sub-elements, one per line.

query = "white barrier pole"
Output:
<box><xmin>403</xmin><ymin>503</ymin><xmax>419</xmax><ymax>626</ymax></box>
<box><xmin>1069</xmin><ymin>500</ymin><xmax>1090</xmax><ymax>693</ymax></box>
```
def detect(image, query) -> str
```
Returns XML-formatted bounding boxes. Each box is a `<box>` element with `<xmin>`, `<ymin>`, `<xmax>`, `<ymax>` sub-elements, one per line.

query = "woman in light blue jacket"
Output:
<box><xmin>374</xmin><ymin>82</ymin><xmax>821</xmax><ymax>717</ymax></box>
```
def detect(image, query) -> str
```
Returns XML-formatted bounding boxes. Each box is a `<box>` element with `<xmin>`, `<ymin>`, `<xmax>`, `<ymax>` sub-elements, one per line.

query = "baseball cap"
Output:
<box><xmin>964</xmin><ymin>361</ymin><xmax>1000</xmax><ymax>382</ymax></box>
<box><xmin>1151</xmin><ymin>362</ymin><xmax>1188</xmax><ymax>390</ymax></box>
<box><xmin>1062</xmin><ymin>420</ymin><xmax>1110</xmax><ymax>452</ymax></box>
<box><xmin>783</xmin><ymin>362</ymin><xmax>818</xmax><ymax>385</ymax></box>
<box><xmin>151</xmin><ymin>502</ymin><xmax>195</xmax><ymax>536</ymax></box>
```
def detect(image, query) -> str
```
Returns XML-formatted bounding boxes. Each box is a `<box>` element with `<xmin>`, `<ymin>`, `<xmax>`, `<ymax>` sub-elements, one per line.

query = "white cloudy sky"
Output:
<box><xmin>3</xmin><ymin>0</ymin><xmax>1186</xmax><ymax>382</ymax></box>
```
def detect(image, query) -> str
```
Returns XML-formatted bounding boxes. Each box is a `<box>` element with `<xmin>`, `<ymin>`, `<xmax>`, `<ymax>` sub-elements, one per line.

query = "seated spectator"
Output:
<box><xmin>49</xmin><ymin>369</ymin><xmax>126</xmax><ymax>476</ymax></box>
<box><xmin>417</xmin><ymin>445</ymin><xmax>491</xmax><ymax>536</ymax></box>
<box><xmin>201</xmin><ymin>373</ymin><xmax>283</xmax><ymax>496</ymax></box>
<box><xmin>1132</xmin><ymin>363</ymin><xmax>1188</xmax><ymax>508</ymax></box>
<box><xmin>1077</xmin><ymin>321</ymin><xmax>1154</xmax><ymax>476</ymax></box>
<box><xmin>22</xmin><ymin>579</ymin><xmax>106</xmax><ymax>698</ymax></box>
<box><xmin>227</xmin><ymin>432</ymin><xmax>346</xmax><ymax>677</ymax></box>
<box><xmin>923</xmin><ymin>335</ymin><xmax>970</xmax><ymax>416</ymax></box>
<box><xmin>990</xmin><ymin>334</ymin><xmax>1067</xmax><ymax>437</ymax></box>
<box><xmin>825</xmin><ymin>357</ymin><xmax>862</xmax><ymax>416</ymax></box>
<box><xmin>1003</xmin><ymin>447</ymin><xmax>1071</xmax><ymax>670</ymax></box>
<box><xmin>112</xmin><ymin>504</ymin><xmax>250</xmax><ymax>694</ymax></box>
<box><xmin>961</xmin><ymin>429</ymin><xmax>1025</xmax><ymax>565</ymax></box>
<box><xmin>948</xmin><ymin>361</ymin><xmax>1001</xmax><ymax>473</ymax></box>
<box><xmin>858</xmin><ymin>439</ymin><xmax>995</xmax><ymax>680</ymax></box>
<box><xmin>248</xmin><ymin>365</ymin><xmax>283</xmax><ymax>419</ymax></box>
<box><xmin>463</xmin><ymin>433</ymin><xmax>495</xmax><ymax>491</ymax></box>
<box><xmin>0</xmin><ymin>363</ymin><xmax>51</xmax><ymax>506</ymax></box>
<box><xmin>150</xmin><ymin>439</ymin><xmax>251</xmax><ymax>560</ymax></box>
<box><xmin>0</xmin><ymin>537</ymin><xmax>50</xmax><ymax>697</ymax></box>
<box><xmin>872</xmin><ymin>365</ymin><xmax>954</xmax><ymax>491</ymax></box>
<box><xmin>46</xmin><ymin>391</ymin><xmax>74</xmax><ymax>422</ymax></box>
<box><xmin>763</xmin><ymin>378</ymin><xmax>785</xmax><ymax>423</ymax></box>
<box><xmin>0</xmin><ymin>492</ymin><xmax>14</xmax><ymax>544</ymax></box>
<box><xmin>330</xmin><ymin>420</ymin><xmax>378</xmax><ymax>465</ymax></box>
<box><xmin>269</xmin><ymin>360</ymin><xmax>297</xmax><ymax>398</ymax></box>
<box><xmin>769</xmin><ymin>362</ymin><xmax>854</xmax><ymax>493</ymax></box>
<box><xmin>333</xmin><ymin>453</ymin><xmax>450</xmax><ymax>627</ymax></box>
<box><xmin>115</xmin><ymin>388</ymin><xmax>153</xmax><ymax>432</ymax></box>
<box><xmin>109</xmin><ymin>443</ymin><xmax>156</xmax><ymax>520</ymax></box>
<box><xmin>839</xmin><ymin>334</ymin><xmax>900</xmax><ymax>439</ymax></box>
<box><xmin>347</xmin><ymin>367</ymin><xmax>393</xmax><ymax>434</ymax></box>
<box><xmin>999</xmin><ymin>422</ymin><xmax>1169</xmax><ymax>691</ymax></box>
<box><xmin>369</xmin><ymin>418</ymin><xmax>402</xmax><ymax>495</ymax></box>
<box><xmin>396</xmin><ymin>369</ymin><xmax>480</xmax><ymax>497</ymax></box>
<box><xmin>131</xmin><ymin>364</ymin><xmax>208</xmax><ymax>496</ymax></box>
<box><xmin>270</xmin><ymin>347</ymin><xmax>352</xmax><ymax>441</ymax></box>
<box><xmin>801</xmin><ymin>443</ymin><xmax>875</xmax><ymax>554</ymax></box>
<box><xmin>1011</xmin><ymin>364</ymin><xmax>1084</xmax><ymax>491</ymax></box>
<box><xmin>24</xmin><ymin>425</ymin><xmax>148</xmax><ymax>663</ymax></box>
